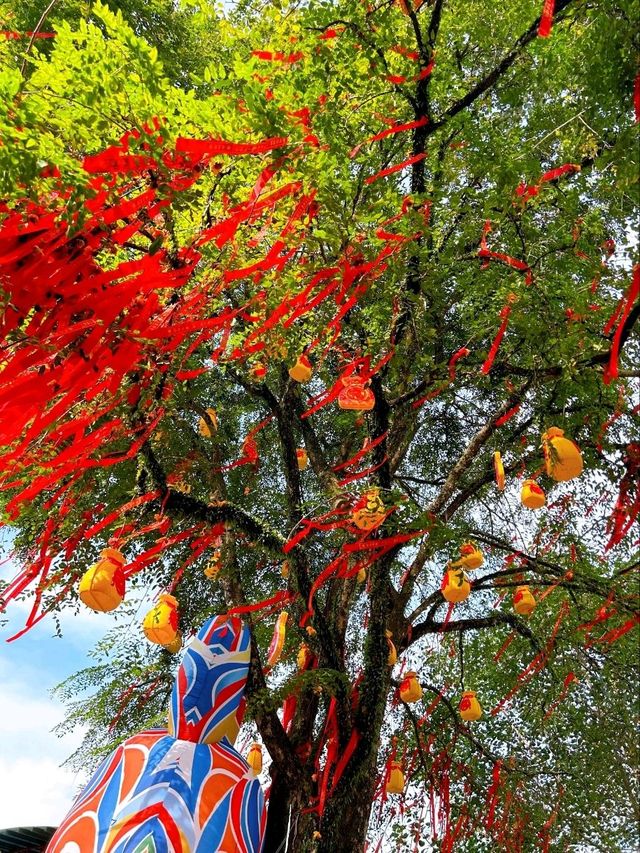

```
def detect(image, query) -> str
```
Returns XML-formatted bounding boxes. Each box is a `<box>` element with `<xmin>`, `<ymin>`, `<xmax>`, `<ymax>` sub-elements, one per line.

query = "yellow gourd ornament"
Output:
<box><xmin>288</xmin><ymin>355</ymin><xmax>312</xmax><ymax>383</ymax></box>
<box><xmin>542</xmin><ymin>427</ymin><xmax>583</xmax><ymax>482</ymax></box>
<box><xmin>386</xmin><ymin>630</ymin><xmax>398</xmax><ymax>666</ymax></box>
<box><xmin>296</xmin><ymin>448</ymin><xmax>309</xmax><ymax>470</ymax></box>
<box><xmin>513</xmin><ymin>585</ymin><xmax>536</xmax><ymax>616</ymax></box>
<box><xmin>78</xmin><ymin>548</ymin><xmax>126</xmax><ymax>613</ymax></box>
<box><xmin>198</xmin><ymin>408</ymin><xmax>218</xmax><ymax>438</ymax></box>
<box><xmin>247</xmin><ymin>743</ymin><xmax>263</xmax><ymax>775</ymax></box>
<box><xmin>352</xmin><ymin>488</ymin><xmax>385</xmax><ymax>531</ymax></box>
<box><xmin>459</xmin><ymin>690</ymin><xmax>482</xmax><ymax>722</ymax></box>
<box><xmin>143</xmin><ymin>594</ymin><xmax>180</xmax><ymax>646</ymax></box>
<box><xmin>163</xmin><ymin>632</ymin><xmax>183</xmax><ymax>654</ymax></box>
<box><xmin>386</xmin><ymin>761</ymin><xmax>405</xmax><ymax>795</ymax></box>
<box><xmin>521</xmin><ymin>479</ymin><xmax>546</xmax><ymax>509</ymax></box>
<box><xmin>441</xmin><ymin>568</ymin><xmax>471</xmax><ymax>603</ymax></box>
<box><xmin>356</xmin><ymin>567</ymin><xmax>367</xmax><ymax>583</ymax></box>
<box><xmin>337</xmin><ymin>376</ymin><xmax>375</xmax><ymax>412</ymax></box>
<box><xmin>450</xmin><ymin>542</ymin><xmax>484</xmax><ymax>571</ymax></box>
<box><xmin>399</xmin><ymin>671</ymin><xmax>423</xmax><ymax>703</ymax></box>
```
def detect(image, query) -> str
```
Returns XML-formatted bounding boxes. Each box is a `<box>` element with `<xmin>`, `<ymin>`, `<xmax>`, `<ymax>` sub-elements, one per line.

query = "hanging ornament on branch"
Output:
<box><xmin>521</xmin><ymin>478</ymin><xmax>546</xmax><ymax>509</ymax></box>
<box><xmin>513</xmin><ymin>585</ymin><xmax>537</xmax><ymax>616</ymax></box>
<box><xmin>458</xmin><ymin>690</ymin><xmax>483</xmax><ymax>722</ymax></box>
<box><xmin>143</xmin><ymin>594</ymin><xmax>180</xmax><ymax>646</ymax></box>
<box><xmin>78</xmin><ymin>549</ymin><xmax>126</xmax><ymax>613</ymax></box>
<box><xmin>542</xmin><ymin>428</ymin><xmax>583</xmax><ymax>482</ymax></box>
<box><xmin>442</xmin><ymin>568</ymin><xmax>471</xmax><ymax>603</ymax></box>
<box><xmin>449</xmin><ymin>542</ymin><xmax>484</xmax><ymax>571</ymax></box>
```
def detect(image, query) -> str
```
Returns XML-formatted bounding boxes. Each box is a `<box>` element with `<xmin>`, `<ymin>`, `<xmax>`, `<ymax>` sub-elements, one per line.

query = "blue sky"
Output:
<box><xmin>0</xmin><ymin>559</ymin><xmax>113</xmax><ymax>828</ymax></box>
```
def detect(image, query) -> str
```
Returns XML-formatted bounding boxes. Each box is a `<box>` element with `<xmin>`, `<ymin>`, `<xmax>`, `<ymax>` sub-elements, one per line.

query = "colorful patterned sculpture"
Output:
<box><xmin>47</xmin><ymin>616</ymin><xmax>266</xmax><ymax>853</ymax></box>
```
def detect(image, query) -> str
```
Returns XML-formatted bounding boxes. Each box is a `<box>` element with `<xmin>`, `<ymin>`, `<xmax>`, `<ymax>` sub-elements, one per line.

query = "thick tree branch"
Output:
<box><xmin>428</xmin><ymin>0</ymin><xmax>578</xmax><ymax>134</ymax></box>
<box><xmin>140</xmin><ymin>440</ymin><xmax>287</xmax><ymax>554</ymax></box>
<box><xmin>410</xmin><ymin>611</ymin><xmax>540</xmax><ymax>650</ymax></box>
<box><xmin>426</xmin><ymin>384</ymin><xmax>530</xmax><ymax>518</ymax></box>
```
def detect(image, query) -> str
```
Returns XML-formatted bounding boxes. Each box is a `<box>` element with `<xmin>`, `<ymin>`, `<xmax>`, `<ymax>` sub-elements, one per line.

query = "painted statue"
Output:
<box><xmin>47</xmin><ymin>615</ymin><xmax>266</xmax><ymax>853</ymax></box>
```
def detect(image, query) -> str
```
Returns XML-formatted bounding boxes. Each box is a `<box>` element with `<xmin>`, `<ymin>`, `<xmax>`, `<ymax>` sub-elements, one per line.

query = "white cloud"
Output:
<box><xmin>0</xmin><ymin>678</ymin><xmax>88</xmax><ymax>827</ymax></box>
<box><xmin>0</xmin><ymin>755</ymin><xmax>81</xmax><ymax>827</ymax></box>
<box><xmin>0</xmin><ymin>555</ymin><xmax>161</xmax><ymax>829</ymax></box>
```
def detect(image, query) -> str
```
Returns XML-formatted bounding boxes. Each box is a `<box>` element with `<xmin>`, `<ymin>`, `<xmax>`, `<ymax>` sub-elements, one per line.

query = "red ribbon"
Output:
<box><xmin>228</xmin><ymin>590</ymin><xmax>297</xmax><ymax>615</ymax></box>
<box><xmin>603</xmin><ymin>265</ymin><xmax>639</xmax><ymax>385</ymax></box>
<box><xmin>365</xmin><ymin>153</ymin><xmax>427</xmax><ymax>185</ymax></box>
<box><xmin>481</xmin><ymin>307</ymin><xmax>511</xmax><ymax>374</ymax></box>
<box><xmin>448</xmin><ymin>347</ymin><xmax>470</xmax><ymax>381</ymax></box>
<box><xmin>538</xmin><ymin>0</ymin><xmax>556</xmax><ymax>37</ymax></box>
<box><xmin>495</xmin><ymin>403</ymin><xmax>521</xmax><ymax>426</ymax></box>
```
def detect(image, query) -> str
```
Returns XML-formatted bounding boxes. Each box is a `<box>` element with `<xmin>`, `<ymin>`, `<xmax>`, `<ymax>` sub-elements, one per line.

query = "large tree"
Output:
<box><xmin>0</xmin><ymin>0</ymin><xmax>638</xmax><ymax>850</ymax></box>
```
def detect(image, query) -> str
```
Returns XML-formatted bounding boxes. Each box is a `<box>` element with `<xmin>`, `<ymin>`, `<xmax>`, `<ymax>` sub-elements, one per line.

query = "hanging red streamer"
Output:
<box><xmin>365</xmin><ymin>153</ymin><xmax>427</xmax><ymax>185</ymax></box>
<box><xmin>603</xmin><ymin>265</ymin><xmax>639</xmax><ymax>385</ymax></box>
<box><xmin>481</xmin><ymin>307</ymin><xmax>511</xmax><ymax>374</ymax></box>
<box><xmin>448</xmin><ymin>347</ymin><xmax>470</xmax><ymax>381</ymax></box>
<box><xmin>538</xmin><ymin>0</ymin><xmax>556</xmax><ymax>37</ymax></box>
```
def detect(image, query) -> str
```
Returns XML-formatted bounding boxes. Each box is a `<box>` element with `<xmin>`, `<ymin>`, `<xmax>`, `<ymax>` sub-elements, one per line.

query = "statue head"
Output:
<box><xmin>168</xmin><ymin>614</ymin><xmax>251</xmax><ymax>745</ymax></box>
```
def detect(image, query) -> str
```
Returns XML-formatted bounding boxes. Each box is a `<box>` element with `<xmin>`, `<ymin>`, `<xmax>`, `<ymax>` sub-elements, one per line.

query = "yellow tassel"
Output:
<box><xmin>247</xmin><ymin>742</ymin><xmax>263</xmax><ymax>775</ymax></box>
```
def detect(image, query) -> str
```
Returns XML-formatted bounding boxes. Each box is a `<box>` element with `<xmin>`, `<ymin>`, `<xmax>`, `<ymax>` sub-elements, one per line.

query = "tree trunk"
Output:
<box><xmin>263</xmin><ymin>753</ymin><xmax>379</xmax><ymax>853</ymax></box>
<box><xmin>263</xmin><ymin>768</ymin><xmax>319</xmax><ymax>853</ymax></box>
<box><xmin>263</xmin><ymin>769</ymin><xmax>293</xmax><ymax>853</ymax></box>
<box><xmin>315</xmin><ymin>755</ymin><xmax>379</xmax><ymax>853</ymax></box>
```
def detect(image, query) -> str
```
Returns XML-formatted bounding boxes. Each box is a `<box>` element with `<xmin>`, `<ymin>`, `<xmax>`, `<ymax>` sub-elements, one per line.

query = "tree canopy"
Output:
<box><xmin>0</xmin><ymin>0</ymin><xmax>638</xmax><ymax>850</ymax></box>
